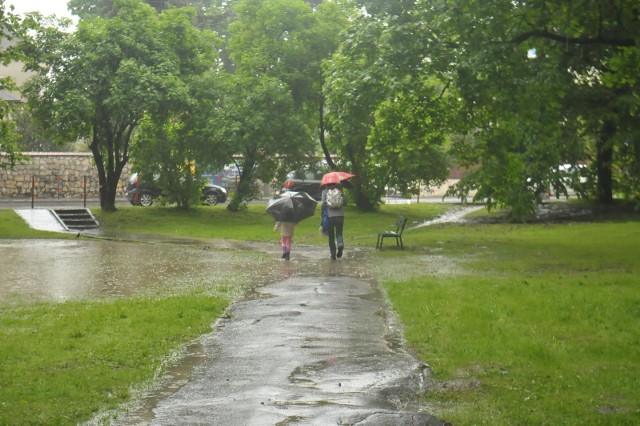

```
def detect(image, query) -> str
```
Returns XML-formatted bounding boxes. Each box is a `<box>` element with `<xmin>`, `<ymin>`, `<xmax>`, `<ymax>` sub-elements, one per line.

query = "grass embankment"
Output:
<box><xmin>382</xmin><ymin>217</ymin><xmax>640</xmax><ymax>424</ymax></box>
<box><xmin>0</xmin><ymin>210</ymin><xmax>75</xmax><ymax>239</ymax></box>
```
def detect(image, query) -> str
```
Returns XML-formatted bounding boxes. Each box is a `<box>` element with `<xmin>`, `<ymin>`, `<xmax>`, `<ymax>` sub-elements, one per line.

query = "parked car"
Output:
<box><xmin>527</xmin><ymin>163</ymin><xmax>588</xmax><ymax>200</ymax></box>
<box><xmin>282</xmin><ymin>169</ymin><xmax>324</xmax><ymax>200</ymax></box>
<box><xmin>126</xmin><ymin>173</ymin><xmax>228</xmax><ymax>206</ymax></box>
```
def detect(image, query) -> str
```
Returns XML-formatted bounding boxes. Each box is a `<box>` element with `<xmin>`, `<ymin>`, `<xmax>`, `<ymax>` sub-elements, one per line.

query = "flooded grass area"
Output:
<box><xmin>0</xmin><ymin>237</ymin><xmax>389</xmax><ymax>304</ymax></box>
<box><xmin>0</xmin><ymin>235</ymin><xmax>397</xmax><ymax>425</ymax></box>
<box><xmin>0</xmin><ymin>239</ymin><xmax>267</xmax><ymax>302</ymax></box>
<box><xmin>0</xmin><ymin>237</ymin><xmax>301</xmax><ymax>424</ymax></box>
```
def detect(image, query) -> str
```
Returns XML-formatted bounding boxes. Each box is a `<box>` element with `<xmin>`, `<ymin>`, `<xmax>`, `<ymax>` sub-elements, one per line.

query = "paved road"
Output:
<box><xmin>0</xmin><ymin>195</ymin><xmax>471</xmax><ymax>210</ymax></box>
<box><xmin>113</xmin><ymin>274</ymin><xmax>446</xmax><ymax>425</ymax></box>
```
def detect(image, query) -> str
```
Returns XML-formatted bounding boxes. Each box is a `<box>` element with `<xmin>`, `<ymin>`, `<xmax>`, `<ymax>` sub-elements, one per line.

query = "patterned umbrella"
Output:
<box><xmin>266</xmin><ymin>191</ymin><xmax>318</xmax><ymax>223</ymax></box>
<box><xmin>320</xmin><ymin>171</ymin><xmax>355</xmax><ymax>187</ymax></box>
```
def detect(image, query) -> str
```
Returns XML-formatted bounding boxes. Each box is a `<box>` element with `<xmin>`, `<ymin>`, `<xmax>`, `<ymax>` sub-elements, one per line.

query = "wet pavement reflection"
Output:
<box><xmin>115</xmin><ymin>276</ymin><xmax>444</xmax><ymax>425</ymax></box>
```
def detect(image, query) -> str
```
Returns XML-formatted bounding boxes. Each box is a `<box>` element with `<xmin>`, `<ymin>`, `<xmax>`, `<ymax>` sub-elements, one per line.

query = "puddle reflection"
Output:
<box><xmin>0</xmin><ymin>240</ymin><xmax>255</xmax><ymax>301</ymax></box>
<box><xmin>0</xmin><ymin>239</ymin><xmax>375</xmax><ymax>303</ymax></box>
<box><xmin>0</xmin><ymin>238</ymin><xmax>377</xmax><ymax>304</ymax></box>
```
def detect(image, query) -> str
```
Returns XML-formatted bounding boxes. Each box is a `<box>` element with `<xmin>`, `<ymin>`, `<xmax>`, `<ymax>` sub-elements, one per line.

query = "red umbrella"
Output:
<box><xmin>320</xmin><ymin>171</ymin><xmax>355</xmax><ymax>187</ymax></box>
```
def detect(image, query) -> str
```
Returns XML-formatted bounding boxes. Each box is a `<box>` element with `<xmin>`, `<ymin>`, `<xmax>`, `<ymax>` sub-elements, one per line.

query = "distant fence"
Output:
<box><xmin>0</xmin><ymin>152</ymin><xmax>131</xmax><ymax>200</ymax></box>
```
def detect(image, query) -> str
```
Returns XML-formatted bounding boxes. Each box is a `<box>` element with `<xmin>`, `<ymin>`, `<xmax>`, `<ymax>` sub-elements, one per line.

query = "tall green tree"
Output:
<box><xmin>126</xmin><ymin>10</ymin><xmax>224</xmax><ymax>210</ymax></box>
<box><xmin>215</xmin><ymin>73</ymin><xmax>314</xmax><ymax>211</ymax></box>
<box><xmin>430</xmin><ymin>0</ymin><xmax>640</xmax><ymax>218</ymax></box>
<box><xmin>223</xmin><ymin>0</ymin><xmax>345</xmax><ymax>209</ymax></box>
<box><xmin>20</xmin><ymin>0</ymin><xmax>217</xmax><ymax>211</ymax></box>
<box><xmin>324</xmin><ymin>10</ymin><xmax>454</xmax><ymax>211</ymax></box>
<box><xmin>0</xmin><ymin>1</ymin><xmax>25</xmax><ymax>168</ymax></box>
<box><xmin>299</xmin><ymin>1</ymin><xmax>349</xmax><ymax>171</ymax></box>
<box><xmin>129</xmin><ymin>69</ymin><xmax>231</xmax><ymax>209</ymax></box>
<box><xmin>345</xmin><ymin>0</ymin><xmax>639</xmax><ymax>219</ymax></box>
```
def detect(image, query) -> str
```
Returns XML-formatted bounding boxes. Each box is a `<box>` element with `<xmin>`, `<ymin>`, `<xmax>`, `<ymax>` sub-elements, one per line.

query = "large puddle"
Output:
<box><xmin>0</xmin><ymin>238</ymin><xmax>381</xmax><ymax>304</ymax></box>
<box><xmin>0</xmin><ymin>239</ymin><xmax>277</xmax><ymax>302</ymax></box>
<box><xmin>1</xmin><ymin>206</ymin><xmax>483</xmax><ymax>303</ymax></box>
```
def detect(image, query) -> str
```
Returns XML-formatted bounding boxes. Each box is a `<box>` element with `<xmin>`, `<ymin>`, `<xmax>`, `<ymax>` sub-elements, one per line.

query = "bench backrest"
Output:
<box><xmin>396</xmin><ymin>216</ymin><xmax>407</xmax><ymax>234</ymax></box>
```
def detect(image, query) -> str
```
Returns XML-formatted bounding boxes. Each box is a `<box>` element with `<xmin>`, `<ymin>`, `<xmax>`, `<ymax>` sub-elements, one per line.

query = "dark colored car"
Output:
<box><xmin>282</xmin><ymin>169</ymin><xmax>324</xmax><ymax>200</ymax></box>
<box><xmin>126</xmin><ymin>173</ymin><xmax>228</xmax><ymax>206</ymax></box>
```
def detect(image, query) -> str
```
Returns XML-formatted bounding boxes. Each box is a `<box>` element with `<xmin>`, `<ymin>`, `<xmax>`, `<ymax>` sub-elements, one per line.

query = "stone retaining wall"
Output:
<box><xmin>0</xmin><ymin>152</ymin><xmax>130</xmax><ymax>199</ymax></box>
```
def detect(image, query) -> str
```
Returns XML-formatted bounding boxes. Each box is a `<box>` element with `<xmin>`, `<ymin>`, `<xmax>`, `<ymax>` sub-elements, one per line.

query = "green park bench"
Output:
<box><xmin>375</xmin><ymin>215</ymin><xmax>407</xmax><ymax>250</ymax></box>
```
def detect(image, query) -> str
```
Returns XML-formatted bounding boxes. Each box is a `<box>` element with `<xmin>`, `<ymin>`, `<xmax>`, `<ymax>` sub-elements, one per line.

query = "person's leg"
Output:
<box><xmin>280</xmin><ymin>235</ymin><xmax>287</xmax><ymax>258</ymax></box>
<box><xmin>284</xmin><ymin>236</ymin><xmax>292</xmax><ymax>260</ymax></box>
<box><xmin>328</xmin><ymin>217</ymin><xmax>337</xmax><ymax>259</ymax></box>
<box><xmin>334</xmin><ymin>216</ymin><xmax>345</xmax><ymax>258</ymax></box>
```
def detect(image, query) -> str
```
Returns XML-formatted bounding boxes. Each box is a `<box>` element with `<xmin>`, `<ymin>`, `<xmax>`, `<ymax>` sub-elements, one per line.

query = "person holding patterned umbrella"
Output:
<box><xmin>273</xmin><ymin>220</ymin><xmax>295</xmax><ymax>260</ymax></box>
<box><xmin>266</xmin><ymin>191</ymin><xmax>318</xmax><ymax>261</ymax></box>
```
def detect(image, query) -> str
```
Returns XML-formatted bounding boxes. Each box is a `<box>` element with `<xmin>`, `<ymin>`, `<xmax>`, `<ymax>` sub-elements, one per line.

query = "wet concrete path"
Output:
<box><xmin>118</xmin><ymin>275</ymin><xmax>444</xmax><ymax>425</ymax></box>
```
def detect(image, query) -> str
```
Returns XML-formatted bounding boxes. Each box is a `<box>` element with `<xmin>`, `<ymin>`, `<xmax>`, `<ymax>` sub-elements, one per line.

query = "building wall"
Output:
<box><xmin>0</xmin><ymin>152</ymin><xmax>130</xmax><ymax>199</ymax></box>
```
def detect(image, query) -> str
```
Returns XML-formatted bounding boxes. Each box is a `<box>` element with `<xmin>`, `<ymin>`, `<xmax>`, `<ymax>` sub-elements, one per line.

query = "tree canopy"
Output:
<box><xmin>325</xmin><ymin>0</ymin><xmax>639</xmax><ymax>218</ymax></box>
<box><xmin>429</xmin><ymin>0</ymin><xmax>639</xmax><ymax>218</ymax></box>
<box><xmin>323</xmin><ymin>7</ymin><xmax>454</xmax><ymax>211</ymax></box>
<box><xmin>68</xmin><ymin>0</ymin><xmax>217</xmax><ymax>18</ymax></box>
<box><xmin>0</xmin><ymin>2</ymin><xmax>25</xmax><ymax>169</ymax></box>
<box><xmin>222</xmin><ymin>0</ymin><xmax>347</xmax><ymax>210</ymax></box>
<box><xmin>10</xmin><ymin>0</ymin><xmax>638</xmax><ymax>217</ymax></box>
<box><xmin>20</xmin><ymin>0</ymin><xmax>218</xmax><ymax>211</ymax></box>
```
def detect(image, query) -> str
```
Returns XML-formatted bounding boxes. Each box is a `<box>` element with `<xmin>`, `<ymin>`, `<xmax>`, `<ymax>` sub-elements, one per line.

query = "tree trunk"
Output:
<box><xmin>343</xmin><ymin>145</ymin><xmax>378</xmax><ymax>211</ymax></box>
<box><xmin>352</xmin><ymin>188</ymin><xmax>376</xmax><ymax>211</ymax></box>
<box><xmin>350</xmin><ymin>178</ymin><xmax>377</xmax><ymax>211</ymax></box>
<box><xmin>91</xmin><ymin>141</ymin><xmax>110</xmax><ymax>211</ymax></box>
<box><xmin>91</xmin><ymin>135</ymin><xmax>124</xmax><ymax>212</ymax></box>
<box><xmin>102</xmin><ymin>163</ymin><xmax>124</xmax><ymax>212</ymax></box>
<box><xmin>318</xmin><ymin>87</ymin><xmax>337</xmax><ymax>170</ymax></box>
<box><xmin>101</xmin><ymin>179</ymin><xmax>119</xmax><ymax>211</ymax></box>
<box><xmin>596</xmin><ymin>119</ymin><xmax>615</xmax><ymax>205</ymax></box>
<box><xmin>227</xmin><ymin>152</ymin><xmax>256</xmax><ymax>211</ymax></box>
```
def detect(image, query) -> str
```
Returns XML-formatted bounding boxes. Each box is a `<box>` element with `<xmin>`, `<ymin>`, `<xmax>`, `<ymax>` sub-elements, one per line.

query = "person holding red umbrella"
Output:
<box><xmin>320</xmin><ymin>171</ymin><xmax>354</xmax><ymax>260</ymax></box>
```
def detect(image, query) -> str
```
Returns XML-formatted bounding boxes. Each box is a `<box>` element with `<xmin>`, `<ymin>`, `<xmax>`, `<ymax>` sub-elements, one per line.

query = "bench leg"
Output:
<box><xmin>399</xmin><ymin>236</ymin><xmax>403</xmax><ymax>250</ymax></box>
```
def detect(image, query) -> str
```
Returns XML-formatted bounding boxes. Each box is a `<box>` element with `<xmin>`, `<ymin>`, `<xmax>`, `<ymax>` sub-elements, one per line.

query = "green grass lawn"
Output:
<box><xmin>91</xmin><ymin>202</ymin><xmax>451</xmax><ymax>247</ymax></box>
<box><xmin>2</xmin><ymin>202</ymin><xmax>639</xmax><ymax>424</ymax></box>
<box><xmin>381</xmin><ymin>218</ymin><xmax>640</xmax><ymax>424</ymax></box>
<box><xmin>0</xmin><ymin>295</ymin><xmax>227</xmax><ymax>425</ymax></box>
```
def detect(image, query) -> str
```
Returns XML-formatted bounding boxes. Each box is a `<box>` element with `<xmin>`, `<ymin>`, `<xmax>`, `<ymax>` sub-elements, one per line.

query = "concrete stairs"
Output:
<box><xmin>51</xmin><ymin>208</ymin><xmax>99</xmax><ymax>231</ymax></box>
